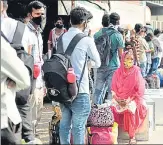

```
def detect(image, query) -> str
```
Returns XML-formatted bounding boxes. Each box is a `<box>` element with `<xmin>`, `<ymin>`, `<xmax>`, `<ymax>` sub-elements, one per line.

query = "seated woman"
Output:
<box><xmin>111</xmin><ymin>49</ymin><xmax>147</xmax><ymax>144</ymax></box>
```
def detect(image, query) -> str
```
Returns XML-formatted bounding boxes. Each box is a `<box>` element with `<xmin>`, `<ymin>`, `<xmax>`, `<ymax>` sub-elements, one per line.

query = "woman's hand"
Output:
<box><xmin>118</xmin><ymin>100</ymin><xmax>127</xmax><ymax>107</ymax></box>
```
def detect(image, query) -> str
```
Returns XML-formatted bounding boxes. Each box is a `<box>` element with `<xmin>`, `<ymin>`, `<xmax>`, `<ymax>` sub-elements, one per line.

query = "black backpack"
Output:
<box><xmin>94</xmin><ymin>28</ymin><xmax>117</xmax><ymax>67</ymax></box>
<box><xmin>42</xmin><ymin>33</ymin><xmax>87</xmax><ymax>105</ymax></box>
<box><xmin>1</xmin><ymin>21</ymin><xmax>34</xmax><ymax>105</ymax></box>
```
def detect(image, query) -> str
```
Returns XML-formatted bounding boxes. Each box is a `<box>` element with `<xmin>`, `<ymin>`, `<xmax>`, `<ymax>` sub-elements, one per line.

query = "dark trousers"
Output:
<box><xmin>1</xmin><ymin>118</ymin><xmax>22</xmax><ymax>145</ymax></box>
<box><xmin>17</xmin><ymin>99</ymin><xmax>34</xmax><ymax>142</ymax></box>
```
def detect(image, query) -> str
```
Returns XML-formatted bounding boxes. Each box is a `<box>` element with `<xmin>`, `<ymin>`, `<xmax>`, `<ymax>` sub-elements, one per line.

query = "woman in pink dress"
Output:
<box><xmin>111</xmin><ymin>49</ymin><xmax>147</xmax><ymax>144</ymax></box>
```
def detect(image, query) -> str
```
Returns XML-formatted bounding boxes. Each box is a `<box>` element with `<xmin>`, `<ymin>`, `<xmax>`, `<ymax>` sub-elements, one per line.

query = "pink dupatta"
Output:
<box><xmin>111</xmin><ymin>52</ymin><xmax>145</xmax><ymax>102</ymax></box>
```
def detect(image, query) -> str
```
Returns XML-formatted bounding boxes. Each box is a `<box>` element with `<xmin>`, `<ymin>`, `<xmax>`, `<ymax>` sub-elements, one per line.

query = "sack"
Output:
<box><xmin>87</xmin><ymin>103</ymin><xmax>114</xmax><ymax>127</ymax></box>
<box><xmin>88</xmin><ymin>122</ymin><xmax>118</xmax><ymax>144</ymax></box>
<box><xmin>1</xmin><ymin>21</ymin><xmax>34</xmax><ymax>105</ymax></box>
<box><xmin>94</xmin><ymin>28</ymin><xmax>116</xmax><ymax>66</ymax></box>
<box><xmin>42</xmin><ymin>33</ymin><xmax>87</xmax><ymax>105</ymax></box>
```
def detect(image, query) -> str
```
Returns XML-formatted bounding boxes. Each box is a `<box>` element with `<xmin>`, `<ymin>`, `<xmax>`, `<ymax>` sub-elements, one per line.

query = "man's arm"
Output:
<box><xmin>1</xmin><ymin>37</ymin><xmax>30</xmax><ymax>90</ymax></box>
<box><xmin>116</xmin><ymin>33</ymin><xmax>124</xmax><ymax>59</ymax></box>
<box><xmin>87</xmin><ymin>37</ymin><xmax>101</xmax><ymax>68</ymax></box>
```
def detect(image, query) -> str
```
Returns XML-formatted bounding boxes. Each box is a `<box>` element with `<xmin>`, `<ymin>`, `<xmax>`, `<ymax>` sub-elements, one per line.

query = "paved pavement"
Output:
<box><xmin>36</xmin><ymin>103</ymin><xmax>163</xmax><ymax>144</ymax></box>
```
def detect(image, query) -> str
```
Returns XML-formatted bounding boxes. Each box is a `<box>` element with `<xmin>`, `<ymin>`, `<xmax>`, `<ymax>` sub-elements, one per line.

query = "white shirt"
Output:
<box><xmin>25</xmin><ymin>22</ymin><xmax>44</xmax><ymax>88</ymax></box>
<box><xmin>152</xmin><ymin>36</ymin><xmax>162</xmax><ymax>59</ymax></box>
<box><xmin>62</xmin><ymin>27</ymin><xmax>101</xmax><ymax>94</ymax></box>
<box><xmin>1</xmin><ymin>37</ymin><xmax>30</xmax><ymax>129</ymax></box>
<box><xmin>1</xmin><ymin>17</ymin><xmax>31</xmax><ymax>52</ymax></box>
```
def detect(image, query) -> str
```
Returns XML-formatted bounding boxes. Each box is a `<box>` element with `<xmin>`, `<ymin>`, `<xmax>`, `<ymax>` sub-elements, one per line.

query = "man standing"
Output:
<box><xmin>1</xmin><ymin>2</ymin><xmax>30</xmax><ymax>144</ymax></box>
<box><xmin>59</xmin><ymin>7</ymin><xmax>101</xmax><ymax>144</ymax></box>
<box><xmin>152</xmin><ymin>29</ymin><xmax>162</xmax><ymax>72</ymax></box>
<box><xmin>21</xmin><ymin>1</ymin><xmax>46</xmax><ymax>143</ymax></box>
<box><xmin>94</xmin><ymin>13</ymin><xmax>124</xmax><ymax>104</ymax></box>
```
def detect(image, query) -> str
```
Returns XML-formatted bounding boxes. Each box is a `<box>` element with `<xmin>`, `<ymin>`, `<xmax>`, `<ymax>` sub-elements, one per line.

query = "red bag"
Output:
<box><xmin>33</xmin><ymin>64</ymin><xmax>40</xmax><ymax>79</ymax></box>
<box><xmin>88</xmin><ymin>123</ymin><xmax>118</xmax><ymax>144</ymax></box>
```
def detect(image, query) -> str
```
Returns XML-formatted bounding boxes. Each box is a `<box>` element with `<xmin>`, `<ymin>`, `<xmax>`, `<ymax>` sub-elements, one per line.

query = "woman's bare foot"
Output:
<box><xmin>129</xmin><ymin>137</ymin><xmax>137</xmax><ymax>144</ymax></box>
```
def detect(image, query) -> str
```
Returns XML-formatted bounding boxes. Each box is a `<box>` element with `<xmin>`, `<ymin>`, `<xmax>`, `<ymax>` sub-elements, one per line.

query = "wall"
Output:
<box><xmin>110</xmin><ymin>1</ymin><xmax>146</xmax><ymax>28</ymax></box>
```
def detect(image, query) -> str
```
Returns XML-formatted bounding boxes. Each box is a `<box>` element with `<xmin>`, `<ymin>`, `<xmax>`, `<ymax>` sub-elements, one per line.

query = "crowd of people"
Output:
<box><xmin>1</xmin><ymin>0</ymin><xmax>163</xmax><ymax>145</ymax></box>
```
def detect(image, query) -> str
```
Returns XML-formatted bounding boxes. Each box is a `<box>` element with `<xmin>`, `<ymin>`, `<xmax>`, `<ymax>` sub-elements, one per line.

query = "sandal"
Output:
<box><xmin>129</xmin><ymin>138</ymin><xmax>137</xmax><ymax>144</ymax></box>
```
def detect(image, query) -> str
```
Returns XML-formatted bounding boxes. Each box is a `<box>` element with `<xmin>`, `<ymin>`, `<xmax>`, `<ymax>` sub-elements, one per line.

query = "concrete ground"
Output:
<box><xmin>36</xmin><ymin>103</ymin><xmax>163</xmax><ymax>144</ymax></box>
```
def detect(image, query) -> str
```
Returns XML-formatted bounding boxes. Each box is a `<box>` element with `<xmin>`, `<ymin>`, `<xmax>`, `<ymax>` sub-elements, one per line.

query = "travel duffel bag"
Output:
<box><xmin>87</xmin><ymin>103</ymin><xmax>114</xmax><ymax>127</ymax></box>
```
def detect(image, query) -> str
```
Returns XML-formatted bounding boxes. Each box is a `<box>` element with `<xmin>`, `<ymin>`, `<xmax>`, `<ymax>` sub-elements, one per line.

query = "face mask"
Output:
<box><xmin>32</xmin><ymin>15</ymin><xmax>46</xmax><ymax>30</ymax></box>
<box><xmin>124</xmin><ymin>59</ymin><xmax>134</xmax><ymax>69</ymax></box>
<box><xmin>56</xmin><ymin>24</ymin><xmax>64</xmax><ymax>29</ymax></box>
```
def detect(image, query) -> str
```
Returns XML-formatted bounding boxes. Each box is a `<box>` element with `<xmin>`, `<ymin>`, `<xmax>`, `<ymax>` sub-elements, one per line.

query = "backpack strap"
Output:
<box><xmin>12</xmin><ymin>21</ymin><xmax>25</xmax><ymax>45</ymax></box>
<box><xmin>65</xmin><ymin>33</ymin><xmax>87</xmax><ymax>88</ymax></box>
<box><xmin>1</xmin><ymin>31</ymin><xmax>10</xmax><ymax>43</ymax></box>
<box><xmin>65</xmin><ymin>33</ymin><xmax>86</xmax><ymax>57</ymax></box>
<box><xmin>78</xmin><ymin>53</ymin><xmax>87</xmax><ymax>89</ymax></box>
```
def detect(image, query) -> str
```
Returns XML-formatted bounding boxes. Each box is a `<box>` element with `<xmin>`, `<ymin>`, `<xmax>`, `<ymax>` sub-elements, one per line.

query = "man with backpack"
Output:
<box><xmin>43</xmin><ymin>7</ymin><xmax>101</xmax><ymax>144</ymax></box>
<box><xmin>93</xmin><ymin>13</ymin><xmax>124</xmax><ymax>104</ymax></box>
<box><xmin>2</xmin><ymin>0</ymin><xmax>46</xmax><ymax>143</ymax></box>
<box><xmin>1</xmin><ymin>3</ymin><xmax>30</xmax><ymax>144</ymax></box>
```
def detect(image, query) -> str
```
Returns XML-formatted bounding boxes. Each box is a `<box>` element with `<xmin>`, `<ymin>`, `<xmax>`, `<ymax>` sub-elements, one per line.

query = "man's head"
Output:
<box><xmin>109</xmin><ymin>12</ymin><xmax>120</xmax><ymax>26</ymax></box>
<box><xmin>134</xmin><ymin>23</ymin><xmax>146</xmax><ymax>37</ymax></box>
<box><xmin>26</xmin><ymin>1</ymin><xmax>46</xmax><ymax>29</ymax></box>
<box><xmin>145</xmin><ymin>33</ymin><xmax>154</xmax><ymax>42</ymax></box>
<box><xmin>70</xmin><ymin>7</ymin><xmax>93</xmax><ymax>31</ymax></box>
<box><xmin>154</xmin><ymin>29</ymin><xmax>161</xmax><ymax>37</ymax></box>
<box><xmin>55</xmin><ymin>17</ymin><xmax>64</xmax><ymax>29</ymax></box>
<box><xmin>102</xmin><ymin>14</ymin><xmax>110</xmax><ymax>27</ymax></box>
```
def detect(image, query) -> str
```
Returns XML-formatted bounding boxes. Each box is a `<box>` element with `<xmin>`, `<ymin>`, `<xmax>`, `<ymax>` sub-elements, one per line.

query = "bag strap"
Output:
<box><xmin>65</xmin><ymin>33</ymin><xmax>87</xmax><ymax>56</ymax></box>
<box><xmin>12</xmin><ymin>21</ymin><xmax>25</xmax><ymax>44</ymax></box>
<box><xmin>57</xmin><ymin>33</ymin><xmax>87</xmax><ymax>89</ymax></box>
<box><xmin>78</xmin><ymin>53</ymin><xmax>87</xmax><ymax>88</ymax></box>
<box><xmin>66</xmin><ymin>33</ymin><xmax>87</xmax><ymax>88</ymax></box>
<box><xmin>1</xmin><ymin>31</ymin><xmax>10</xmax><ymax>43</ymax></box>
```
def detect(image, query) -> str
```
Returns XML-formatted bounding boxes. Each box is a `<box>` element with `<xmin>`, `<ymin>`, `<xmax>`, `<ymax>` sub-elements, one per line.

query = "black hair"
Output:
<box><xmin>55</xmin><ymin>17</ymin><xmax>64</xmax><ymax>23</ymax></box>
<box><xmin>27</xmin><ymin>1</ymin><xmax>45</xmax><ymax>14</ymax></box>
<box><xmin>145</xmin><ymin>33</ymin><xmax>153</xmax><ymax>42</ymax></box>
<box><xmin>70</xmin><ymin>7</ymin><xmax>93</xmax><ymax>25</ymax></box>
<box><xmin>154</xmin><ymin>29</ymin><xmax>161</xmax><ymax>36</ymax></box>
<box><xmin>102</xmin><ymin>14</ymin><xmax>110</xmax><ymax>27</ymax></box>
<box><xmin>134</xmin><ymin>23</ymin><xmax>143</xmax><ymax>33</ymax></box>
<box><xmin>118</xmin><ymin>27</ymin><xmax>124</xmax><ymax>35</ymax></box>
<box><xmin>109</xmin><ymin>12</ymin><xmax>120</xmax><ymax>25</ymax></box>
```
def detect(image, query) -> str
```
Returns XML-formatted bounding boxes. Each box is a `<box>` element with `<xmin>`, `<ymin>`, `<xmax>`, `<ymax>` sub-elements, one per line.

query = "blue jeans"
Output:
<box><xmin>140</xmin><ymin>62</ymin><xmax>147</xmax><ymax>77</ymax></box>
<box><xmin>151</xmin><ymin>57</ymin><xmax>160</xmax><ymax>72</ymax></box>
<box><xmin>59</xmin><ymin>93</ymin><xmax>91</xmax><ymax>144</ymax></box>
<box><xmin>146</xmin><ymin>63</ymin><xmax>151</xmax><ymax>76</ymax></box>
<box><xmin>93</xmin><ymin>68</ymin><xmax>116</xmax><ymax>104</ymax></box>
